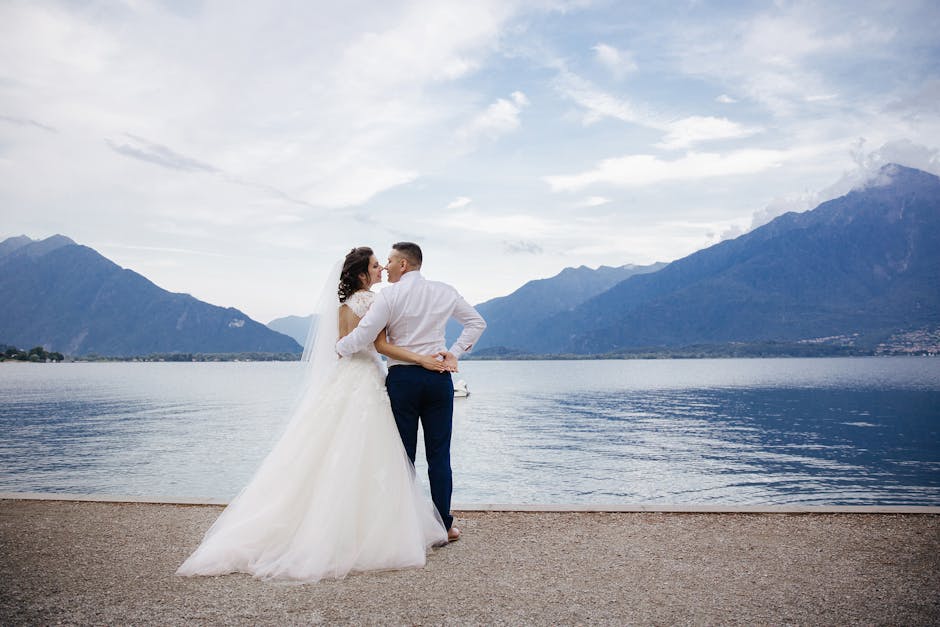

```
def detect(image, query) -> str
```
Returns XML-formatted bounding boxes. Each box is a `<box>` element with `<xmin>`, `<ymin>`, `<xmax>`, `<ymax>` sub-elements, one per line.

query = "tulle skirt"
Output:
<box><xmin>176</xmin><ymin>353</ymin><xmax>448</xmax><ymax>582</ymax></box>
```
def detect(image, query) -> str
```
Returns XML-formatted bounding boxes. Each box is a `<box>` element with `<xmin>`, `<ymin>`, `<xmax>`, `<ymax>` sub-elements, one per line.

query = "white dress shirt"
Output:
<box><xmin>336</xmin><ymin>271</ymin><xmax>486</xmax><ymax>367</ymax></box>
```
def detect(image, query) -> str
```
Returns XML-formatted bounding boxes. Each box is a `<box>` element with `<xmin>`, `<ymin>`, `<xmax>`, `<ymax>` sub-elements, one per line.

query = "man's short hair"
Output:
<box><xmin>392</xmin><ymin>242</ymin><xmax>422</xmax><ymax>268</ymax></box>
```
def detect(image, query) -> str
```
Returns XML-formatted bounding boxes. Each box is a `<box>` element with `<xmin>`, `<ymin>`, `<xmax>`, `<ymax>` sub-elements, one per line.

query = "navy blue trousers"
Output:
<box><xmin>386</xmin><ymin>365</ymin><xmax>454</xmax><ymax>530</ymax></box>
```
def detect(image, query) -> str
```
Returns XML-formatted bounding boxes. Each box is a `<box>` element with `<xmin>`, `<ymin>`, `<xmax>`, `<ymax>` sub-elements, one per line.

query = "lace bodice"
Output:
<box><xmin>341</xmin><ymin>290</ymin><xmax>383</xmax><ymax>368</ymax></box>
<box><xmin>344</xmin><ymin>290</ymin><xmax>375</xmax><ymax>318</ymax></box>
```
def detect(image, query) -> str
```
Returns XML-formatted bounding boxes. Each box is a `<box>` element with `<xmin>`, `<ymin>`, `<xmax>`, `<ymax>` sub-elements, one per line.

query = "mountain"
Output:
<box><xmin>0</xmin><ymin>236</ymin><xmax>302</xmax><ymax>356</ymax></box>
<box><xmin>0</xmin><ymin>234</ymin><xmax>36</xmax><ymax>257</ymax></box>
<box><xmin>518</xmin><ymin>164</ymin><xmax>940</xmax><ymax>354</ymax></box>
<box><xmin>461</xmin><ymin>262</ymin><xmax>666</xmax><ymax>353</ymax></box>
<box><xmin>267</xmin><ymin>314</ymin><xmax>314</xmax><ymax>347</ymax></box>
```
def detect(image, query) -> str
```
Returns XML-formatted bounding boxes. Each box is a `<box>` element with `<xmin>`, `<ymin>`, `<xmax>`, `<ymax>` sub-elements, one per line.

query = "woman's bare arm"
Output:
<box><xmin>341</xmin><ymin>305</ymin><xmax>454</xmax><ymax>373</ymax></box>
<box><xmin>374</xmin><ymin>329</ymin><xmax>455</xmax><ymax>372</ymax></box>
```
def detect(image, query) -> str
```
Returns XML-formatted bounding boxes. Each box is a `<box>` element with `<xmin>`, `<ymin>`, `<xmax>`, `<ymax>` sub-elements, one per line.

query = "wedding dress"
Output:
<box><xmin>177</xmin><ymin>289</ymin><xmax>447</xmax><ymax>582</ymax></box>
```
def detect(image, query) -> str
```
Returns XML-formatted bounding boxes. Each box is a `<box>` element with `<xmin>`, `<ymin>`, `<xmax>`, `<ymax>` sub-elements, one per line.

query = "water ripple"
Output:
<box><xmin>1</xmin><ymin>358</ymin><xmax>938</xmax><ymax>505</ymax></box>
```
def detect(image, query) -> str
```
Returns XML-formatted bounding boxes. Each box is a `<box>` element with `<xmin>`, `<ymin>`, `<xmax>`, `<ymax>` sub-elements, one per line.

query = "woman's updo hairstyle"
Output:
<box><xmin>338</xmin><ymin>246</ymin><xmax>374</xmax><ymax>303</ymax></box>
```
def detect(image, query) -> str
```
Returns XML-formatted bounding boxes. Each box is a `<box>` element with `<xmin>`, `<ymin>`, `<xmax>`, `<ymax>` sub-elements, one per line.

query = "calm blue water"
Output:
<box><xmin>0</xmin><ymin>358</ymin><xmax>938</xmax><ymax>505</ymax></box>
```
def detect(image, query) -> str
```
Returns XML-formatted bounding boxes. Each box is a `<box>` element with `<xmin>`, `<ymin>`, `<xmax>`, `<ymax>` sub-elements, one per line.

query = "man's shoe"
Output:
<box><xmin>447</xmin><ymin>526</ymin><xmax>461</xmax><ymax>542</ymax></box>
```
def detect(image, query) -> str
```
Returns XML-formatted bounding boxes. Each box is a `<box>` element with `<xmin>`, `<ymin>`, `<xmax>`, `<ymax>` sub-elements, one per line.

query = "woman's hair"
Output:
<box><xmin>338</xmin><ymin>246</ymin><xmax>374</xmax><ymax>303</ymax></box>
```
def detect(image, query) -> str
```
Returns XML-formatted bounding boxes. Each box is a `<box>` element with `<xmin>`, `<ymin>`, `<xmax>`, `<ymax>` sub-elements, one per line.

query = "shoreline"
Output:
<box><xmin>4</xmin><ymin>353</ymin><xmax>938</xmax><ymax>364</ymax></box>
<box><xmin>3</xmin><ymin>491</ymin><xmax>939</xmax><ymax>513</ymax></box>
<box><xmin>2</xmin><ymin>497</ymin><xmax>937</xmax><ymax>624</ymax></box>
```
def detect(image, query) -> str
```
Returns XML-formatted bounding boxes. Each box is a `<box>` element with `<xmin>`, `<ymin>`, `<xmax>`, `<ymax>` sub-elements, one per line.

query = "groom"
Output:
<box><xmin>335</xmin><ymin>242</ymin><xmax>486</xmax><ymax>542</ymax></box>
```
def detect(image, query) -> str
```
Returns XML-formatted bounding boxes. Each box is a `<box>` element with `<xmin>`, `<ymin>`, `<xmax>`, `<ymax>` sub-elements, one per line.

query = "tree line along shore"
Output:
<box><xmin>0</xmin><ymin>344</ymin><xmax>300</xmax><ymax>363</ymax></box>
<box><xmin>1</xmin><ymin>345</ymin><xmax>65</xmax><ymax>362</ymax></box>
<box><xmin>3</xmin><ymin>340</ymin><xmax>937</xmax><ymax>363</ymax></box>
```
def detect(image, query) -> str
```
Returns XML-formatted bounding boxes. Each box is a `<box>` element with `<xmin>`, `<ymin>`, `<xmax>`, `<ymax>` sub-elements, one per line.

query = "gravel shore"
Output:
<box><xmin>2</xmin><ymin>498</ymin><xmax>938</xmax><ymax>625</ymax></box>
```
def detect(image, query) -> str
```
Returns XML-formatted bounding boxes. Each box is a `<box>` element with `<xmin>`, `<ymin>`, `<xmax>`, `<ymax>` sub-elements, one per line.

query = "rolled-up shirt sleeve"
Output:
<box><xmin>336</xmin><ymin>292</ymin><xmax>392</xmax><ymax>357</ymax></box>
<box><xmin>448</xmin><ymin>295</ymin><xmax>486</xmax><ymax>360</ymax></box>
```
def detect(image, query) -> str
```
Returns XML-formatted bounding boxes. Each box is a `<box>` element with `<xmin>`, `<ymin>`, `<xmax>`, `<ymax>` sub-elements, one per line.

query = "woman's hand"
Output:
<box><xmin>438</xmin><ymin>351</ymin><xmax>458</xmax><ymax>372</ymax></box>
<box><xmin>417</xmin><ymin>354</ymin><xmax>447</xmax><ymax>372</ymax></box>
<box><xmin>374</xmin><ymin>327</ymin><xmax>458</xmax><ymax>372</ymax></box>
<box><xmin>416</xmin><ymin>352</ymin><xmax>458</xmax><ymax>373</ymax></box>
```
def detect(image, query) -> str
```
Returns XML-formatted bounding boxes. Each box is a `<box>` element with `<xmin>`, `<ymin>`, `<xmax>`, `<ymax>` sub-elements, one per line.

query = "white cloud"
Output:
<box><xmin>851</xmin><ymin>138</ymin><xmax>940</xmax><ymax>177</ymax></box>
<box><xmin>93</xmin><ymin>242</ymin><xmax>235</xmax><ymax>259</ymax></box>
<box><xmin>718</xmin><ymin>224</ymin><xmax>746</xmax><ymax>241</ymax></box>
<box><xmin>503</xmin><ymin>240</ymin><xmax>544</xmax><ymax>254</ymax></box>
<box><xmin>458</xmin><ymin>91</ymin><xmax>530</xmax><ymax>141</ymax></box>
<box><xmin>446</xmin><ymin>196</ymin><xmax>473</xmax><ymax>209</ymax></box>
<box><xmin>544</xmin><ymin>149</ymin><xmax>788</xmax><ymax>192</ymax></box>
<box><xmin>818</xmin><ymin>137</ymin><xmax>940</xmax><ymax>205</ymax></box>
<box><xmin>579</xmin><ymin>196</ymin><xmax>610</xmax><ymax>207</ymax></box>
<box><xmin>0</xmin><ymin>0</ymin><xmax>531</xmax><ymax>321</ymax></box>
<box><xmin>742</xmin><ymin>15</ymin><xmax>855</xmax><ymax>62</ymax></box>
<box><xmin>0</xmin><ymin>1</ymin><xmax>521</xmax><ymax>213</ymax></box>
<box><xmin>0</xmin><ymin>115</ymin><xmax>58</xmax><ymax>133</ymax></box>
<box><xmin>656</xmin><ymin>116</ymin><xmax>761</xmax><ymax>150</ymax></box>
<box><xmin>716</xmin><ymin>94</ymin><xmax>738</xmax><ymax>104</ymax></box>
<box><xmin>885</xmin><ymin>79</ymin><xmax>940</xmax><ymax>119</ymax></box>
<box><xmin>675</xmin><ymin>5</ymin><xmax>897</xmax><ymax>116</ymax></box>
<box><xmin>592</xmin><ymin>43</ymin><xmax>637</xmax><ymax>78</ymax></box>
<box><xmin>555</xmin><ymin>71</ymin><xmax>644</xmax><ymax>126</ymax></box>
<box><xmin>749</xmin><ymin>191</ymin><xmax>819</xmax><ymax>230</ymax></box>
<box><xmin>105</xmin><ymin>133</ymin><xmax>219</xmax><ymax>173</ymax></box>
<box><xmin>432</xmin><ymin>210</ymin><xmax>560</xmax><ymax>237</ymax></box>
<box><xmin>556</xmin><ymin>71</ymin><xmax>759</xmax><ymax>149</ymax></box>
<box><xmin>746</xmin><ymin>138</ymin><xmax>940</xmax><ymax>231</ymax></box>
<box><xmin>804</xmin><ymin>93</ymin><xmax>838</xmax><ymax>103</ymax></box>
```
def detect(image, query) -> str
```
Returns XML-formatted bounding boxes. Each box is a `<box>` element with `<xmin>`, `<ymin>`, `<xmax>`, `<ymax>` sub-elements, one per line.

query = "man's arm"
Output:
<box><xmin>448</xmin><ymin>295</ymin><xmax>486</xmax><ymax>360</ymax></box>
<box><xmin>374</xmin><ymin>331</ymin><xmax>454</xmax><ymax>372</ymax></box>
<box><xmin>336</xmin><ymin>292</ymin><xmax>392</xmax><ymax>357</ymax></box>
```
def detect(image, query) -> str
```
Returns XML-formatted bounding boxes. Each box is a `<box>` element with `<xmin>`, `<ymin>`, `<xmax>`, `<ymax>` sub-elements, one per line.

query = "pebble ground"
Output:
<box><xmin>1</xmin><ymin>499</ymin><xmax>938</xmax><ymax>625</ymax></box>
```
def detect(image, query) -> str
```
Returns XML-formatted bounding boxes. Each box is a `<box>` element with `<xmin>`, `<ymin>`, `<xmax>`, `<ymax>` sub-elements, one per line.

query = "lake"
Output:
<box><xmin>1</xmin><ymin>358</ymin><xmax>938</xmax><ymax>505</ymax></box>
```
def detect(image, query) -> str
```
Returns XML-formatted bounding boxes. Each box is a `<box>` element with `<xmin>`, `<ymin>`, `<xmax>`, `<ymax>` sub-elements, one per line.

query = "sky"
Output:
<box><xmin>2</xmin><ymin>0</ymin><xmax>939</xmax><ymax>323</ymax></box>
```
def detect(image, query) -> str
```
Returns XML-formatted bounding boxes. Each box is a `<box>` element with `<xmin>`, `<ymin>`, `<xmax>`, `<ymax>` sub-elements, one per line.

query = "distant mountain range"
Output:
<box><xmin>0</xmin><ymin>235</ymin><xmax>301</xmax><ymax>356</ymax></box>
<box><xmin>267</xmin><ymin>314</ymin><xmax>314</xmax><ymax>347</ymax></box>
<box><xmin>4</xmin><ymin>164</ymin><xmax>936</xmax><ymax>358</ymax></box>
<box><xmin>454</xmin><ymin>262</ymin><xmax>667</xmax><ymax>353</ymax></box>
<box><xmin>469</xmin><ymin>164</ymin><xmax>939</xmax><ymax>355</ymax></box>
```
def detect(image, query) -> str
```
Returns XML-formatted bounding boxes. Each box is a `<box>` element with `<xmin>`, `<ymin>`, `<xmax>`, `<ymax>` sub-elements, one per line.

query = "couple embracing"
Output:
<box><xmin>178</xmin><ymin>242</ymin><xmax>486</xmax><ymax>582</ymax></box>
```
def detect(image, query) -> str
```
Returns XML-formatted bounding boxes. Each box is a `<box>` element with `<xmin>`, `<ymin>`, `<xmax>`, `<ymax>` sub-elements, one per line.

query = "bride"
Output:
<box><xmin>177</xmin><ymin>246</ymin><xmax>449</xmax><ymax>582</ymax></box>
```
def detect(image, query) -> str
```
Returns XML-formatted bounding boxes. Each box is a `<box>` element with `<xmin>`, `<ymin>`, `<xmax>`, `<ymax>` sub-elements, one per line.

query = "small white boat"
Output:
<box><xmin>453</xmin><ymin>379</ymin><xmax>469</xmax><ymax>397</ymax></box>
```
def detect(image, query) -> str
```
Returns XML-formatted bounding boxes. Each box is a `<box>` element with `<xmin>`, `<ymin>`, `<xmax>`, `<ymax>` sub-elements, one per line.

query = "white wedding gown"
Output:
<box><xmin>177</xmin><ymin>290</ymin><xmax>447</xmax><ymax>582</ymax></box>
